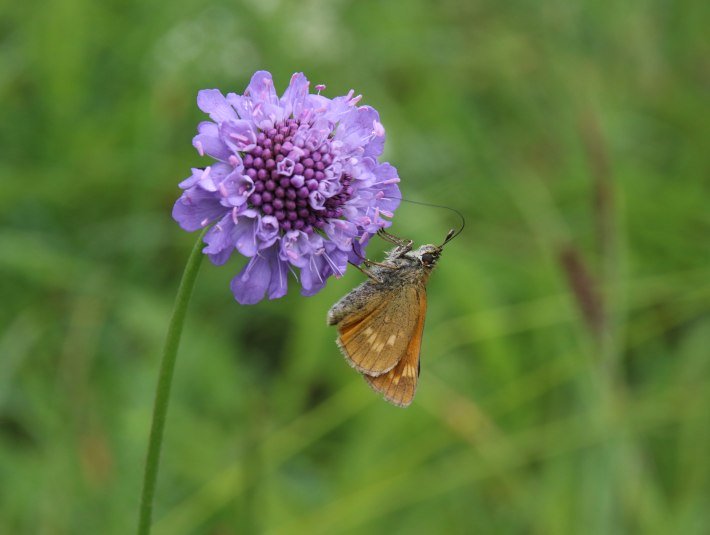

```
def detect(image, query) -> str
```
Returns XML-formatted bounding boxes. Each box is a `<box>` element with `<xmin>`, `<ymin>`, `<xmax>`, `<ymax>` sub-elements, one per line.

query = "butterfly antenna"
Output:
<box><xmin>385</xmin><ymin>197</ymin><xmax>465</xmax><ymax>246</ymax></box>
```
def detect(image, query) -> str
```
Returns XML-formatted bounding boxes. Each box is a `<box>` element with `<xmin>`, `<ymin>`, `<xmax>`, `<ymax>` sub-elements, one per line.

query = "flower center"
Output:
<box><xmin>241</xmin><ymin>118</ymin><xmax>353</xmax><ymax>234</ymax></box>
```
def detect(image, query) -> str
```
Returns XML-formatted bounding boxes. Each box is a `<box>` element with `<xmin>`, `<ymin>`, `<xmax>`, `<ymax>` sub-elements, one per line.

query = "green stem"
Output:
<box><xmin>138</xmin><ymin>229</ymin><xmax>207</xmax><ymax>535</ymax></box>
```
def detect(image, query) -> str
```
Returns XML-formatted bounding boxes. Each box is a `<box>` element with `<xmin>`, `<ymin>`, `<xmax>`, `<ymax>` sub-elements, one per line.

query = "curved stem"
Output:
<box><xmin>138</xmin><ymin>229</ymin><xmax>207</xmax><ymax>535</ymax></box>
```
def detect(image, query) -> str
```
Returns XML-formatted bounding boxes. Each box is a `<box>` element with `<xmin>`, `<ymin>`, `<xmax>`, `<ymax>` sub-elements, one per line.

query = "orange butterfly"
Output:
<box><xmin>327</xmin><ymin>228</ymin><xmax>456</xmax><ymax>407</ymax></box>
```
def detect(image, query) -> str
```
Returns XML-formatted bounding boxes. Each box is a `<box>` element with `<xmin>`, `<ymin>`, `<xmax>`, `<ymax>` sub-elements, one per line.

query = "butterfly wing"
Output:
<box><xmin>363</xmin><ymin>287</ymin><xmax>427</xmax><ymax>407</ymax></box>
<box><xmin>331</xmin><ymin>283</ymin><xmax>423</xmax><ymax>377</ymax></box>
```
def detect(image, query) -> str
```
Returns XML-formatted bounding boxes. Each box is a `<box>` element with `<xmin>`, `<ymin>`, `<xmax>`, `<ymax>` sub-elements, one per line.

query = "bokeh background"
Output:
<box><xmin>1</xmin><ymin>0</ymin><xmax>709</xmax><ymax>533</ymax></box>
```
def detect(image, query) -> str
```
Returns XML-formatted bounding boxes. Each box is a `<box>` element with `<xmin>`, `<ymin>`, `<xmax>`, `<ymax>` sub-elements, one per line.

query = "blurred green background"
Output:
<box><xmin>1</xmin><ymin>0</ymin><xmax>709</xmax><ymax>533</ymax></box>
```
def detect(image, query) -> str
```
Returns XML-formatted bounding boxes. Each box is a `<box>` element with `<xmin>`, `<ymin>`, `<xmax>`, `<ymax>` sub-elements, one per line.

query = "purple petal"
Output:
<box><xmin>361</xmin><ymin>108</ymin><xmax>386</xmax><ymax>157</ymax></box>
<box><xmin>230</xmin><ymin>245</ymin><xmax>287</xmax><ymax>304</ymax></box>
<box><xmin>279</xmin><ymin>230</ymin><xmax>312</xmax><ymax>268</ymax></box>
<box><xmin>300</xmin><ymin>117</ymin><xmax>333</xmax><ymax>150</ymax></box>
<box><xmin>219</xmin><ymin>171</ymin><xmax>254</xmax><ymax>207</ymax></box>
<box><xmin>308</xmin><ymin>190</ymin><xmax>326</xmax><ymax>211</ymax></box>
<box><xmin>193</xmin><ymin>122</ymin><xmax>231</xmax><ymax>161</ymax></box>
<box><xmin>318</xmin><ymin>178</ymin><xmax>341</xmax><ymax>197</ymax></box>
<box><xmin>225</xmin><ymin>92</ymin><xmax>251</xmax><ymax>120</ymax></box>
<box><xmin>276</xmin><ymin>158</ymin><xmax>295</xmax><ymax>177</ymax></box>
<box><xmin>179</xmin><ymin>163</ymin><xmax>236</xmax><ymax>192</ymax></box>
<box><xmin>178</xmin><ymin>168</ymin><xmax>204</xmax><ymax>190</ymax></box>
<box><xmin>256</xmin><ymin>215</ymin><xmax>280</xmax><ymax>249</ymax></box>
<box><xmin>321</xmin><ymin>94</ymin><xmax>354</xmax><ymax>123</ymax></box>
<box><xmin>326</xmin><ymin>246</ymin><xmax>349</xmax><ymax>279</ymax></box>
<box><xmin>280</xmin><ymin>72</ymin><xmax>310</xmax><ymax>119</ymax></box>
<box><xmin>323</xmin><ymin>219</ymin><xmax>358</xmax><ymax>251</ymax></box>
<box><xmin>245</xmin><ymin>70</ymin><xmax>279</xmax><ymax>106</ymax></box>
<box><xmin>172</xmin><ymin>187</ymin><xmax>224</xmax><ymax>231</ymax></box>
<box><xmin>372</xmin><ymin>162</ymin><xmax>401</xmax><ymax>213</ymax></box>
<box><xmin>202</xmin><ymin>214</ymin><xmax>235</xmax><ymax>265</ymax></box>
<box><xmin>197</xmin><ymin>89</ymin><xmax>238</xmax><ymax>123</ymax></box>
<box><xmin>267</xmin><ymin>248</ymin><xmax>289</xmax><ymax>300</ymax></box>
<box><xmin>220</xmin><ymin>120</ymin><xmax>257</xmax><ymax>153</ymax></box>
<box><xmin>242</xmin><ymin>71</ymin><xmax>286</xmax><ymax>128</ymax></box>
<box><xmin>209</xmin><ymin>162</ymin><xmax>241</xmax><ymax>190</ymax></box>
<box><xmin>231</xmin><ymin>252</ymin><xmax>272</xmax><ymax>305</ymax></box>
<box><xmin>299</xmin><ymin>254</ymin><xmax>327</xmax><ymax>296</ymax></box>
<box><xmin>334</xmin><ymin>106</ymin><xmax>383</xmax><ymax>155</ymax></box>
<box><xmin>299</xmin><ymin>242</ymin><xmax>347</xmax><ymax>296</ymax></box>
<box><xmin>233</xmin><ymin>213</ymin><xmax>259</xmax><ymax>257</ymax></box>
<box><xmin>348</xmin><ymin>237</ymin><xmax>368</xmax><ymax>265</ymax></box>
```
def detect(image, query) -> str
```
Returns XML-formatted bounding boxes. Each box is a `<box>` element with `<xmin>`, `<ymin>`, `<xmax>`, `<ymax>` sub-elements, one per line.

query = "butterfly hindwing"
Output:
<box><xmin>364</xmin><ymin>287</ymin><xmax>427</xmax><ymax>407</ymax></box>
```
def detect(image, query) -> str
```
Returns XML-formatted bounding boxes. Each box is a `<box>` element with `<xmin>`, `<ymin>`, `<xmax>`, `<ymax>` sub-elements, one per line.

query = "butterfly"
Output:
<box><xmin>327</xmin><ymin>227</ymin><xmax>457</xmax><ymax>407</ymax></box>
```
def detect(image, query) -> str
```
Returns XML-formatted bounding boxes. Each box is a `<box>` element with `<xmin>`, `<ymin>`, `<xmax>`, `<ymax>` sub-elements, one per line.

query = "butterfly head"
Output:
<box><xmin>415</xmin><ymin>228</ymin><xmax>459</xmax><ymax>269</ymax></box>
<box><xmin>415</xmin><ymin>244</ymin><xmax>442</xmax><ymax>269</ymax></box>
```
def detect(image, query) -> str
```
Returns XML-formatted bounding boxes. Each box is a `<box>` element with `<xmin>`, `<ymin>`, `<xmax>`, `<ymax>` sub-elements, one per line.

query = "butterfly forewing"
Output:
<box><xmin>364</xmin><ymin>288</ymin><xmax>427</xmax><ymax>407</ymax></box>
<box><xmin>334</xmin><ymin>284</ymin><xmax>422</xmax><ymax>377</ymax></box>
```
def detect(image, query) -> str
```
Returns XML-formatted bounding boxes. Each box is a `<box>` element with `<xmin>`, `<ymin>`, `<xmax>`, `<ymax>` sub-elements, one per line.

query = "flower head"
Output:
<box><xmin>173</xmin><ymin>71</ymin><xmax>400</xmax><ymax>304</ymax></box>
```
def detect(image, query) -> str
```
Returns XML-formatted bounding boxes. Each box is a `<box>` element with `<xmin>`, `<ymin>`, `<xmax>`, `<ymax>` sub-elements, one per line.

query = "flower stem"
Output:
<box><xmin>138</xmin><ymin>229</ymin><xmax>207</xmax><ymax>535</ymax></box>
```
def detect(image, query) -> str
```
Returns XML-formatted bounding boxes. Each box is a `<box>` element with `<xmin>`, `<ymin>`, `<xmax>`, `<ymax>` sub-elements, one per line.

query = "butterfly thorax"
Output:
<box><xmin>327</xmin><ymin>243</ymin><xmax>441</xmax><ymax>327</ymax></box>
<box><xmin>376</xmin><ymin>243</ymin><xmax>441</xmax><ymax>285</ymax></box>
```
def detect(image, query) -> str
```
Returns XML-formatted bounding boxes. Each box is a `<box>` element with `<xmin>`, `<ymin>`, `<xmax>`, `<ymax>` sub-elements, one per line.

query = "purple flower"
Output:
<box><xmin>173</xmin><ymin>71</ymin><xmax>400</xmax><ymax>304</ymax></box>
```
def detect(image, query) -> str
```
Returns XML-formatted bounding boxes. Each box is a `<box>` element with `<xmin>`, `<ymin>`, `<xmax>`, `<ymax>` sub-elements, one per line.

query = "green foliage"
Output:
<box><xmin>1</xmin><ymin>0</ymin><xmax>708</xmax><ymax>533</ymax></box>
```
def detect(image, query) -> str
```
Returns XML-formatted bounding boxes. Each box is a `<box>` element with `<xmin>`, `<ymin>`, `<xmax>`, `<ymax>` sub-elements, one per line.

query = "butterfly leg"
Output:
<box><xmin>349</xmin><ymin>261</ymin><xmax>384</xmax><ymax>283</ymax></box>
<box><xmin>366</xmin><ymin>258</ymin><xmax>401</xmax><ymax>269</ymax></box>
<box><xmin>377</xmin><ymin>229</ymin><xmax>413</xmax><ymax>259</ymax></box>
<box><xmin>377</xmin><ymin>228</ymin><xmax>413</xmax><ymax>249</ymax></box>
<box><xmin>352</xmin><ymin>246</ymin><xmax>399</xmax><ymax>272</ymax></box>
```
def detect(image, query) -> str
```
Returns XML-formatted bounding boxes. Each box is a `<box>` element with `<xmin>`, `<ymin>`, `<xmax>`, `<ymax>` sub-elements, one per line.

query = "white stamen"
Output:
<box><xmin>322</xmin><ymin>251</ymin><xmax>343</xmax><ymax>277</ymax></box>
<box><xmin>277</xmin><ymin>256</ymin><xmax>285</xmax><ymax>290</ymax></box>
<box><xmin>243</xmin><ymin>254</ymin><xmax>261</xmax><ymax>279</ymax></box>
<box><xmin>288</xmin><ymin>264</ymin><xmax>299</xmax><ymax>282</ymax></box>
<box><xmin>311</xmin><ymin>255</ymin><xmax>324</xmax><ymax>284</ymax></box>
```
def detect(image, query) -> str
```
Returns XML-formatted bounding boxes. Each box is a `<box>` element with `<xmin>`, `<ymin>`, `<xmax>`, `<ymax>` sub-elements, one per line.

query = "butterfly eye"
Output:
<box><xmin>421</xmin><ymin>252</ymin><xmax>436</xmax><ymax>266</ymax></box>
